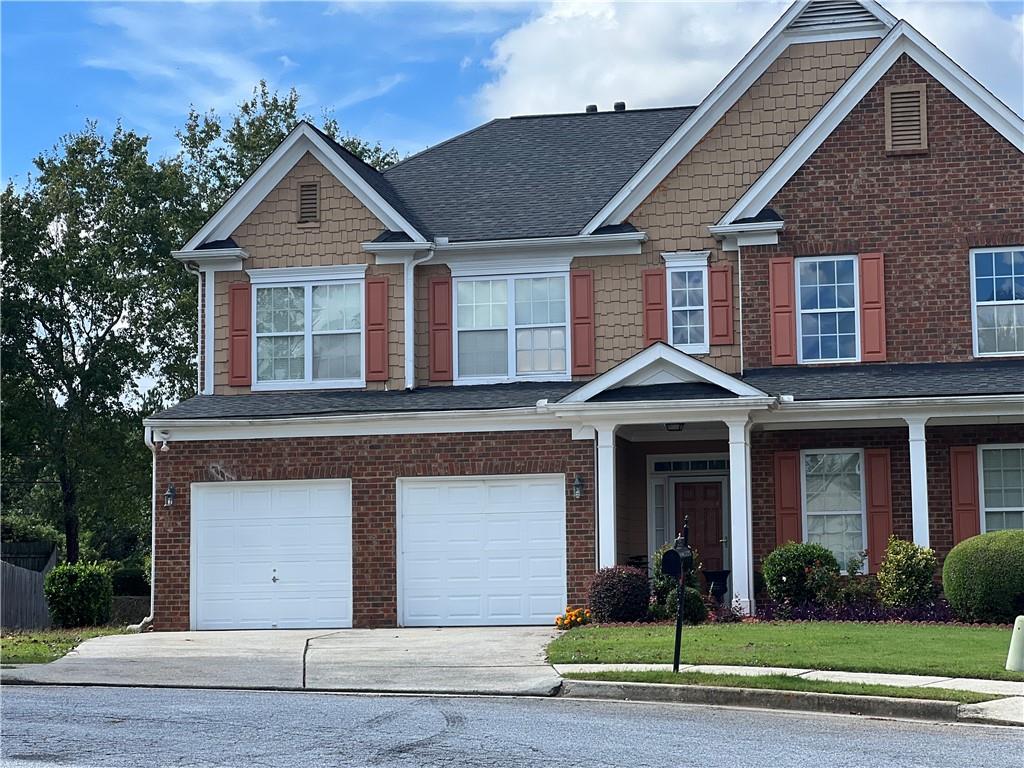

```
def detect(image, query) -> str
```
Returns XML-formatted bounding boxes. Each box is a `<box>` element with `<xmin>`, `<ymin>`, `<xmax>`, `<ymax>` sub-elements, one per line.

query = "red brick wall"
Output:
<box><xmin>750</xmin><ymin>423</ymin><xmax>1023</xmax><ymax>570</ymax></box>
<box><xmin>742</xmin><ymin>54</ymin><xmax>1024</xmax><ymax>368</ymax></box>
<box><xmin>153</xmin><ymin>430</ymin><xmax>595</xmax><ymax>631</ymax></box>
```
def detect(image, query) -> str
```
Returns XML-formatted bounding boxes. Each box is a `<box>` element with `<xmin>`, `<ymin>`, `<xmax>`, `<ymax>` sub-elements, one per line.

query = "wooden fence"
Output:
<box><xmin>2</xmin><ymin>554</ymin><xmax>55</xmax><ymax>630</ymax></box>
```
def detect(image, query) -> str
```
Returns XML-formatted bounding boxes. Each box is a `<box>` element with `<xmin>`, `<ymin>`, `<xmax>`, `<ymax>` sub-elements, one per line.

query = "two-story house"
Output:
<box><xmin>146</xmin><ymin>0</ymin><xmax>1023</xmax><ymax>631</ymax></box>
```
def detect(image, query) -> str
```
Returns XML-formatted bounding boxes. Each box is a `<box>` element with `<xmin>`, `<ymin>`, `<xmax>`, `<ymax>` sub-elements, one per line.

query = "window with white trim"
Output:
<box><xmin>801</xmin><ymin>449</ymin><xmax>866</xmax><ymax>570</ymax></box>
<box><xmin>971</xmin><ymin>248</ymin><xmax>1024</xmax><ymax>356</ymax></box>
<box><xmin>980</xmin><ymin>446</ymin><xmax>1024</xmax><ymax>532</ymax></box>
<box><xmin>254</xmin><ymin>280</ymin><xmax>363</xmax><ymax>387</ymax></box>
<box><xmin>669</xmin><ymin>268</ymin><xmax>708</xmax><ymax>354</ymax></box>
<box><xmin>797</xmin><ymin>256</ymin><xmax>859</xmax><ymax>363</ymax></box>
<box><xmin>454</xmin><ymin>274</ymin><xmax>568</xmax><ymax>382</ymax></box>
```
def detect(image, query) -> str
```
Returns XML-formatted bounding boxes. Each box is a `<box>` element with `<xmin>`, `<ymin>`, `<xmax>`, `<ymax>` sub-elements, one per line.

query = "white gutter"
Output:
<box><xmin>771</xmin><ymin>393</ymin><xmax>1024</xmax><ymax>413</ymax></box>
<box><xmin>129</xmin><ymin>426</ymin><xmax>158</xmax><ymax>633</ymax></box>
<box><xmin>363</xmin><ymin>230</ymin><xmax>647</xmax><ymax>257</ymax></box>
<box><xmin>538</xmin><ymin>396</ymin><xmax>778</xmax><ymax>421</ymax></box>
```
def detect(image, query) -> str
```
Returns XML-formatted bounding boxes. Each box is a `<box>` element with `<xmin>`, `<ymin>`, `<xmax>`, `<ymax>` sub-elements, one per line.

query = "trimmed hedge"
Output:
<box><xmin>588</xmin><ymin>566</ymin><xmax>650</xmax><ymax>623</ymax></box>
<box><xmin>762</xmin><ymin>542</ymin><xmax>839</xmax><ymax>605</ymax></box>
<box><xmin>877</xmin><ymin>537</ymin><xmax>937</xmax><ymax>610</ymax></box>
<box><xmin>943</xmin><ymin>530</ymin><xmax>1024</xmax><ymax>624</ymax></box>
<box><xmin>44</xmin><ymin>562</ymin><xmax>113</xmax><ymax>628</ymax></box>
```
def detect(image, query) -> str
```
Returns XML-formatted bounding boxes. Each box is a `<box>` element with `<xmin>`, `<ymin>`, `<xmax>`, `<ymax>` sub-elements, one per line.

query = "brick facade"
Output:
<box><xmin>742</xmin><ymin>54</ymin><xmax>1024</xmax><ymax>369</ymax></box>
<box><xmin>152</xmin><ymin>430</ymin><xmax>595</xmax><ymax>630</ymax></box>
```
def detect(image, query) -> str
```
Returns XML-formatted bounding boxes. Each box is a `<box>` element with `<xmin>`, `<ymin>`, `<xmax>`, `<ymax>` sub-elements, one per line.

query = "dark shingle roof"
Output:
<box><xmin>196</xmin><ymin>237</ymin><xmax>238</xmax><ymax>250</ymax></box>
<box><xmin>590</xmin><ymin>382</ymin><xmax>737</xmax><ymax>402</ymax></box>
<box><xmin>378</xmin><ymin>107</ymin><xmax>695</xmax><ymax>242</ymax></box>
<box><xmin>741</xmin><ymin>360</ymin><xmax>1024</xmax><ymax>400</ymax></box>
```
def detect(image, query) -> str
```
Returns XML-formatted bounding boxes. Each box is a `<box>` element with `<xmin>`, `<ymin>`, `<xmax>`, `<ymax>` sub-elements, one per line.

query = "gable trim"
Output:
<box><xmin>182</xmin><ymin>123</ymin><xmax>426</xmax><ymax>251</ymax></box>
<box><xmin>720</xmin><ymin>21</ymin><xmax>1024</xmax><ymax>226</ymax></box>
<box><xmin>580</xmin><ymin>1</ymin><xmax>894</xmax><ymax>235</ymax></box>
<box><xmin>558</xmin><ymin>342</ymin><xmax>769</xmax><ymax>404</ymax></box>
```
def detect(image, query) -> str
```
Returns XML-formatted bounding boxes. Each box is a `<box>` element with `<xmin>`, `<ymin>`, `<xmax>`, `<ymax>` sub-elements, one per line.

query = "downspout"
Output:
<box><xmin>403</xmin><ymin>251</ymin><xmax>435</xmax><ymax>390</ymax></box>
<box><xmin>129</xmin><ymin>425</ymin><xmax>158</xmax><ymax>633</ymax></box>
<box><xmin>736</xmin><ymin>245</ymin><xmax>745</xmax><ymax>375</ymax></box>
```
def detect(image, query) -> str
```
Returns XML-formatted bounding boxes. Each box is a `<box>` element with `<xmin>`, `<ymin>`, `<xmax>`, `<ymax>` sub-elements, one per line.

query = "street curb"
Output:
<box><xmin>559</xmin><ymin>679</ymin><xmax>965</xmax><ymax>723</ymax></box>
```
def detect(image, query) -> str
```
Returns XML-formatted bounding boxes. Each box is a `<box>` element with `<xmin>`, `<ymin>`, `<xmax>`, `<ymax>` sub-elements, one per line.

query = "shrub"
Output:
<box><xmin>44</xmin><ymin>562</ymin><xmax>113</xmax><ymax>628</ymax></box>
<box><xmin>943</xmin><ymin>530</ymin><xmax>1024</xmax><ymax>624</ymax></box>
<box><xmin>876</xmin><ymin>537</ymin><xmax>937</xmax><ymax>610</ymax></box>
<box><xmin>666</xmin><ymin>586</ymin><xmax>709</xmax><ymax>625</ymax></box>
<box><xmin>762</xmin><ymin>542</ymin><xmax>840</xmax><ymax>605</ymax></box>
<box><xmin>111</xmin><ymin>565</ymin><xmax>150</xmax><ymax>596</ymax></box>
<box><xmin>588</xmin><ymin>566</ymin><xmax>650</xmax><ymax>623</ymax></box>
<box><xmin>554</xmin><ymin>606</ymin><xmax>591</xmax><ymax>631</ymax></box>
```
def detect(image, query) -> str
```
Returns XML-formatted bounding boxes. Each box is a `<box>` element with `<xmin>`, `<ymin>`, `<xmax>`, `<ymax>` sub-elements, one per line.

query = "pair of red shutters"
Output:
<box><xmin>225</xmin><ymin>277</ymin><xmax>391</xmax><ymax>386</ymax></box>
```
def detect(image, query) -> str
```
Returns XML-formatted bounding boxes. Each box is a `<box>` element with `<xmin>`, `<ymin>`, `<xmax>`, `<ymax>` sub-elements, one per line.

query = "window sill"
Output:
<box><xmin>250</xmin><ymin>379</ymin><xmax>366</xmax><ymax>392</ymax></box>
<box><xmin>673</xmin><ymin>343</ymin><xmax>710</xmax><ymax>356</ymax></box>
<box><xmin>796</xmin><ymin>357</ymin><xmax>861</xmax><ymax>366</ymax></box>
<box><xmin>974</xmin><ymin>351</ymin><xmax>1024</xmax><ymax>358</ymax></box>
<box><xmin>453</xmin><ymin>373</ymin><xmax>572</xmax><ymax>386</ymax></box>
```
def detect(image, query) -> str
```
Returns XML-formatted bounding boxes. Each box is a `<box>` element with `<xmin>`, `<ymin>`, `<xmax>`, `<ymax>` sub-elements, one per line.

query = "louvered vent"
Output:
<box><xmin>789</xmin><ymin>1</ymin><xmax>879</xmax><ymax>29</ymax></box>
<box><xmin>885</xmin><ymin>84</ymin><xmax>928</xmax><ymax>153</ymax></box>
<box><xmin>298</xmin><ymin>182</ymin><xmax>319</xmax><ymax>223</ymax></box>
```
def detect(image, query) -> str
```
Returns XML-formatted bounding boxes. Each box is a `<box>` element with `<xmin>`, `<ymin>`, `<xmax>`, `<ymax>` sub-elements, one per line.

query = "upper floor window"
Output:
<box><xmin>797</xmin><ymin>255</ymin><xmax>859</xmax><ymax>363</ymax></box>
<box><xmin>454</xmin><ymin>274</ymin><xmax>568</xmax><ymax>383</ymax></box>
<box><xmin>664</xmin><ymin>251</ymin><xmax>709</xmax><ymax>355</ymax></box>
<box><xmin>253</xmin><ymin>279</ymin><xmax>363</xmax><ymax>389</ymax></box>
<box><xmin>802</xmin><ymin>449</ymin><xmax>866</xmax><ymax>572</ymax></box>
<box><xmin>980</xmin><ymin>445</ymin><xmax>1024</xmax><ymax>532</ymax></box>
<box><xmin>971</xmin><ymin>247</ymin><xmax>1024</xmax><ymax>357</ymax></box>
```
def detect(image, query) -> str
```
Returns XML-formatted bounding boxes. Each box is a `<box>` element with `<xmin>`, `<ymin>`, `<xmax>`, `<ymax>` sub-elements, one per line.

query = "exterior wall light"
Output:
<box><xmin>572</xmin><ymin>474</ymin><xmax>584</xmax><ymax>500</ymax></box>
<box><xmin>163</xmin><ymin>484</ymin><xmax>176</xmax><ymax>507</ymax></box>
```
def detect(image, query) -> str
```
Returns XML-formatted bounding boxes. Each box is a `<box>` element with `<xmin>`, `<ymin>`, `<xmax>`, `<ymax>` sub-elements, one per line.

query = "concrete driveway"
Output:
<box><xmin>1</xmin><ymin>627</ymin><xmax>561</xmax><ymax>696</ymax></box>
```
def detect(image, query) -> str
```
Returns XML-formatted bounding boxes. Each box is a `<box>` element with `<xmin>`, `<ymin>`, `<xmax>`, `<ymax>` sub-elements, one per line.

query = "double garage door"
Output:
<box><xmin>190</xmin><ymin>475</ymin><xmax>566</xmax><ymax>630</ymax></box>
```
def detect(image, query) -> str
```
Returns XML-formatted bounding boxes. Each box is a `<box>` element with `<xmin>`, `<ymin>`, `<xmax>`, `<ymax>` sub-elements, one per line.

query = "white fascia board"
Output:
<box><xmin>662</xmin><ymin>251</ymin><xmax>710</xmax><ymax>269</ymax></box>
<box><xmin>172</xmin><ymin>248</ymin><xmax>248</xmax><ymax>272</ymax></box>
<box><xmin>560</xmin><ymin>342</ymin><xmax>770</xmax><ymax>403</ymax></box>
<box><xmin>182</xmin><ymin>123</ymin><xmax>426</xmax><ymax>251</ymax></box>
<box><xmin>362</xmin><ymin>242</ymin><xmax>434</xmax><ymax>262</ymax></box>
<box><xmin>247</xmin><ymin>264</ymin><xmax>368</xmax><ymax>284</ymax></box>
<box><xmin>754</xmin><ymin>393</ymin><xmax>1024</xmax><ymax>427</ymax></box>
<box><xmin>720</xmin><ymin>22</ymin><xmax>1024</xmax><ymax>225</ymax></box>
<box><xmin>143</xmin><ymin>407</ymin><xmax>565</xmax><ymax>442</ymax></box>
<box><xmin>540</xmin><ymin>398</ymin><xmax>777</xmax><ymax>426</ymax></box>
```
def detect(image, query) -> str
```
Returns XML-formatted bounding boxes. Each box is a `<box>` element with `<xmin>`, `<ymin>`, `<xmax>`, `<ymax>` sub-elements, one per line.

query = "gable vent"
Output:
<box><xmin>298</xmin><ymin>182</ymin><xmax>319</xmax><ymax>223</ymax></box>
<box><xmin>789</xmin><ymin>1</ymin><xmax>879</xmax><ymax>29</ymax></box>
<box><xmin>885</xmin><ymin>84</ymin><xmax>928</xmax><ymax>153</ymax></box>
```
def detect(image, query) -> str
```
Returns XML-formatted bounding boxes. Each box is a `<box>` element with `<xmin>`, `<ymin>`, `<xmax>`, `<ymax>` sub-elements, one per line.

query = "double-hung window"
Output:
<box><xmin>454</xmin><ymin>274</ymin><xmax>568</xmax><ymax>382</ymax></box>
<box><xmin>801</xmin><ymin>449</ymin><xmax>867</xmax><ymax>571</ymax></box>
<box><xmin>665</xmin><ymin>252</ymin><xmax>710</xmax><ymax>355</ymax></box>
<box><xmin>980</xmin><ymin>445</ymin><xmax>1024</xmax><ymax>532</ymax></box>
<box><xmin>797</xmin><ymin>256</ymin><xmax>859</xmax><ymax>363</ymax></box>
<box><xmin>253</xmin><ymin>274</ymin><xmax>363</xmax><ymax>389</ymax></box>
<box><xmin>971</xmin><ymin>247</ymin><xmax>1024</xmax><ymax>356</ymax></box>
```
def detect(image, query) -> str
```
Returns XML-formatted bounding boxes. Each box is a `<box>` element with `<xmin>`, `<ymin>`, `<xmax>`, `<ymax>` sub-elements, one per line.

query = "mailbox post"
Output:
<box><xmin>660</xmin><ymin>516</ymin><xmax>694</xmax><ymax>674</ymax></box>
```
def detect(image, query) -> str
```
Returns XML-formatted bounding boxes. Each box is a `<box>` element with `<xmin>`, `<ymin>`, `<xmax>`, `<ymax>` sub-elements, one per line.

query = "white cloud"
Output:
<box><xmin>331</xmin><ymin>74</ymin><xmax>408</xmax><ymax>110</ymax></box>
<box><xmin>475</xmin><ymin>1</ymin><xmax>1023</xmax><ymax>118</ymax></box>
<box><xmin>278</xmin><ymin>54</ymin><xmax>298</xmax><ymax>69</ymax></box>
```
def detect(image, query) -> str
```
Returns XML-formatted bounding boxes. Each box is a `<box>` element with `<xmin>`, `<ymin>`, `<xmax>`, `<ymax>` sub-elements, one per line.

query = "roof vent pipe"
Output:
<box><xmin>614</xmin><ymin>101</ymin><xmax>626</xmax><ymax>112</ymax></box>
<box><xmin>585</xmin><ymin>104</ymin><xmax>598</xmax><ymax>113</ymax></box>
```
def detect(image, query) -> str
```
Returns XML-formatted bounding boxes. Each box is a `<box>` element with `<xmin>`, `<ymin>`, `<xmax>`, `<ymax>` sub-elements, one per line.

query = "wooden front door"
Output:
<box><xmin>674</xmin><ymin>481</ymin><xmax>724</xmax><ymax>571</ymax></box>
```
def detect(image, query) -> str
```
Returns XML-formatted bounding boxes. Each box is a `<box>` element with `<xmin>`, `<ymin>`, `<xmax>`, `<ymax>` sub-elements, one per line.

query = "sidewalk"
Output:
<box><xmin>553</xmin><ymin>662</ymin><xmax>1024</xmax><ymax>726</ymax></box>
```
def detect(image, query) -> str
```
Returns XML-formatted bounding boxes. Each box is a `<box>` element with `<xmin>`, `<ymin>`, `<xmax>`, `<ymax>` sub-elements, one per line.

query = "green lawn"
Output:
<box><xmin>548</xmin><ymin>622</ymin><xmax>1024</xmax><ymax>681</ymax></box>
<box><xmin>0</xmin><ymin>627</ymin><xmax>126</xmax><ymax>665</ymax></box>
<box><xmin>564</xmin><ymin>670</ymin><xmax>999</xmax><ymax>704</ymax></box>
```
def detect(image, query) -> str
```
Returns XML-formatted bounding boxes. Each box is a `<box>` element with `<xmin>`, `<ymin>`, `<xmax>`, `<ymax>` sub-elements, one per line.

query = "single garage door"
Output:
<box><xmin>398</xmin><ymin>475</ymin><xmax>566</xmax><ymax>626</ymax></box>
<box><xmin>191</xmin><ymin>480</ymin><xmax>352</xmax><ymax>630</ymax></box>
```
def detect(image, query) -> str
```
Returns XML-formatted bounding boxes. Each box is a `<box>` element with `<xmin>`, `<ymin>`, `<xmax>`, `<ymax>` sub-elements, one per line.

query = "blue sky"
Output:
<box><xmin>3</xmin><ymin>1</ymin><xmax>1022</xmax><ymax>185</ymax></box>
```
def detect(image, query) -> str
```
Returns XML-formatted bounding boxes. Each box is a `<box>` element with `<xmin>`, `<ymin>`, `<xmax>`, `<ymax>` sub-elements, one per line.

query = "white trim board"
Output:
<box><xmin>183</xmin><ymin>123</ymin><xmax>426</xmax><ymax>250</ymax></box>
<box><xmin>720</xmin><ymin>20</ymin><xmax>1024</xmax><ymax>225</ymax></box>
<box><xmin>580</xmin><ymin>1</ymin><xmax>894</xmax><ymax>234</ymax></box>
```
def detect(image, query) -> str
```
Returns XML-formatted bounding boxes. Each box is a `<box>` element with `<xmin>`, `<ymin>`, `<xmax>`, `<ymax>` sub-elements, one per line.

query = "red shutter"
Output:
<box><xmin>428</xmin><ymin>276</ymin><xmax>453</xmax><ymax>382</ymax></box>
<box><xmin>365</xmin><ymin>276</ymin><xmax>389</xmax><ymax>382</ymax></box>
<box><xmin>570</xmin><ymin>270</ymin><xmax>596</xmax><ymax>375</ymax></box>
<box><xmin>642</xmin><ymin>267</ymin><xmax>667</xmax><ymax>346</ymax></box>
<box><xmin>769</xmin><ymin>256</ymin><xmax>797</xmax><ymax>365</ymax></box>
<box><xmin>864</xmin><ymin>449</ymin><xmax>893</xmax><ymax>573</ymax></box>
<box><xmin>950</xmin><ymin>446</ymin><xmax>981</xmax><ymax>544</ymax></box>
<box><xmin>228</xmin><ymin>282</ymin><xmax>251</xmax><ymax>387</ymax></box>
<box><xmin>859</xmin><ymin>252</ymin><xmax>887</xmax><ymax>362</ymax></box>
<box><xmin>774</xmin><ymin>451</ymin><xmax>803</xmax><ymax>546</ymax></box>
<box><xmin>709</xmin><ymin>264</ymin><xmax>734</xmax><ymax>346</ymax></box>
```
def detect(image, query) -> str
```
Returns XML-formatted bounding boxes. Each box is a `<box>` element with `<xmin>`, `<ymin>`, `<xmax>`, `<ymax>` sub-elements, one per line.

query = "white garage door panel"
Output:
<box><xmin>191</xmin><ymin>480</ymin><xmax>352</xmax><ymax>630</ymax></box>
<box><xmin>399</xmin><ymin>475</ymin><xmax>566</xmax><ymax>626</ymax></box>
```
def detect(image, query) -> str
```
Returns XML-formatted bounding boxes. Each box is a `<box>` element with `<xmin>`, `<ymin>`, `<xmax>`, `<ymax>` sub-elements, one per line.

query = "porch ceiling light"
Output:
<box><xmin>666</xmin><ymin>423</ymin><xmax>685</xmax><ymax>431</ymax></box>
<box><xmin>572</xmin><ymin>474</ymin><xmax>584</xmax><ymax>500</ymax></box>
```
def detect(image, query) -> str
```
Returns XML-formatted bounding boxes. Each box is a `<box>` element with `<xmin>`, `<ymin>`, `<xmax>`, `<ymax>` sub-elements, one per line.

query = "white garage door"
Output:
<box><xmin>191</xmin><ymin>480</ymin><xmax>352</xmax><ymax>630</ymax></box>
<box><xmin>398</xmin><ymin>475</ymin><xmax>566</xmax><ymax>626</ymax></box>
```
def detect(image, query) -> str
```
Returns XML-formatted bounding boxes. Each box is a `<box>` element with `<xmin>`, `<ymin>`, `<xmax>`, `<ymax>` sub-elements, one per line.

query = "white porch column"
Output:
<box><xmin>726</xmin><ymin>417</ymin><xmax>754</xmax><ymax>615</ymax></box>
<box><xmin>906</xmin><ymin>415</ymin><xmax>930</xmax><ymax>549</ymax></box>
<box><xmin>595</xmin><ymin>425</ymin><xmax>618</xmax><ymax>569</ymax></box>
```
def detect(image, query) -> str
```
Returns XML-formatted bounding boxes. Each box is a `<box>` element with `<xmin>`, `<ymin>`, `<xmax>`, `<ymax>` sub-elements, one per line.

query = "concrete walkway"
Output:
<box><xmin>553</xmin><ymin>663</ymin><xmax>1024</xmax><ymax>725</ymax></box>
<box><xmin>2</xmin><ymin>627</ymin><xmax>561</xmax><ymax>696</ymax></box>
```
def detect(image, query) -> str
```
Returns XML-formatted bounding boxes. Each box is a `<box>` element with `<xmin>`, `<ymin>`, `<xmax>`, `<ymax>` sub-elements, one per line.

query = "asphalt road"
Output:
<box><xmin>1</xmin><ymin>686</ymin><xmax>1020</xmax><ymax>768</ymax></box>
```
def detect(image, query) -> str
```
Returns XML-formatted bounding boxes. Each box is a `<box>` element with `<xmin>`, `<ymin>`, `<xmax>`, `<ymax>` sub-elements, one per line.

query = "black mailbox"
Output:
<box><xmin>661</xmin><ymin>548</ymin><xmax>682</xmax><ymax>580</ymax></box>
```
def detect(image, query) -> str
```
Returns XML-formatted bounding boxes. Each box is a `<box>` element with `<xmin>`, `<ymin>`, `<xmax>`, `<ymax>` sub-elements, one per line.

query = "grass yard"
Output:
<box><xmin>548</xmin><ymin>622</ymin><xmax>1024</xmax><ymax>681</ymax></box>
<box><xmin>564</xmin><ymin>670</ymin><xmax>999</xmax><ymax>704</ymax></box>
<box><xmin>0</xmin><ymin>627</ymin><xmax>126</xmax><ymax>665</ymax></box>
